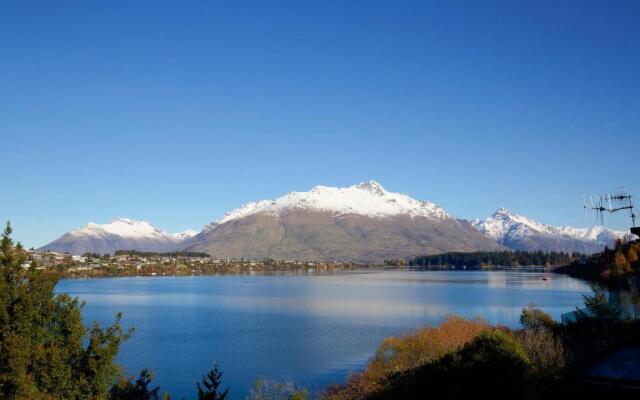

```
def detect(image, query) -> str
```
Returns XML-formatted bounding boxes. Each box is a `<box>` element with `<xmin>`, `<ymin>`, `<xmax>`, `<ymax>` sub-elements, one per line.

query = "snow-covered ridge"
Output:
<box><xmin>71</xmin><ymin>218</ymin><xmax>196</xmax><ymax>241</ymax></box>
<box><xmin>171</xmin><ymin>229</ymin><xmax>199</xmax><ymax>240</ymax></box>
<box><xmin>207</xmin><ymin>181</ymin><xmax>449</xmax><ymax>228</ymax></box>
<box><xmin>472</xmin><ymin>208</ymin><xmax>632</xmax><ymax>245</ymax></box>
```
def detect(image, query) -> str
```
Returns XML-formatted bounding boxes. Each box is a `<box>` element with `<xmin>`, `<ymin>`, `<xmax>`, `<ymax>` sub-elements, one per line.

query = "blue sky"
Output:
<box><xmin>2</xmin><ymin>0</ymin><xmax>639</xmax><ymax>248</ymax></box>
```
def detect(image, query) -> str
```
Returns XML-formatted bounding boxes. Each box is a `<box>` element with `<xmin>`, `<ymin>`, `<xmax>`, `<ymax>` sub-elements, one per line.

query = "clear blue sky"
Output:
<box><xmin>2</xmin><ymin>0</ymin><xmax>639</xmax><ymax>248</ymax></box>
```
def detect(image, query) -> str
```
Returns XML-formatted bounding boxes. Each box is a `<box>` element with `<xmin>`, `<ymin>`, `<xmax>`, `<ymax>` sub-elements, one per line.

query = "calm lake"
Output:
<box><xmin>57</xmin><ymin>270</ymin><xmax>590</xmax><ymax>399</ymax></box>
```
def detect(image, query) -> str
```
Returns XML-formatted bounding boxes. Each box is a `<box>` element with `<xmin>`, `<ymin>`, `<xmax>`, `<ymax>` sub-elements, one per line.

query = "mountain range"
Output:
<box><xmin>39</xmin><ymin>181</ymin><xmax>634</xmax><ymax>262</ymax></box>
<box><xmin>471</xmin><ymin>208</ymin><xmax>633</xmax><ymax>254</ymax></box>
<box><xmin>40</xmin><ymin>218</ymin><xmax>197</xmax><ymax>255</ymax></box>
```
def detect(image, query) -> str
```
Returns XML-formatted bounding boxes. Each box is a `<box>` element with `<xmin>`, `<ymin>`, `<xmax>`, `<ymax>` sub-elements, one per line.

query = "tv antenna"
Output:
<box><xmin>583</xmin><ymin>188</ymin><xmax>639</xmax><ymax>235</ymax></box>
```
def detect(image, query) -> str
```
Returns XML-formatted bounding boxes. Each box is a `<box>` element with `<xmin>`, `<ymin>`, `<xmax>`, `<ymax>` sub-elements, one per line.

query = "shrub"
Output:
<box><xmin>367</xmin><ymin>316</ymin><xmax>489</xmax><ymax>380</ymax></box>
<box><xmin>520</xmin><ymin>304</ymin><xmax>557</xmax><ymax>332</ymax></box>
<box><xmin>323</xmin><ymin>316</ymin><xmax>489</xmax><ymax>399</ymax></box>
<box><xmin>515</xmin><ymin>329</ymin><xmax>564</xmax><ymax>380</ymax></box>
<box><xmin>376</xmin><ymin>330</ymin><xmax>532</xmax><ymax>400</ymax></box>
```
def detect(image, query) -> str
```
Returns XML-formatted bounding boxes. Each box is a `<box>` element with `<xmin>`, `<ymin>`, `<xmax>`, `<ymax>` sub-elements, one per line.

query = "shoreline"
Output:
<box><xmin>54</xmin><ymin>265</ymin><xmax>558</xmax><ymax>280</ymax></box>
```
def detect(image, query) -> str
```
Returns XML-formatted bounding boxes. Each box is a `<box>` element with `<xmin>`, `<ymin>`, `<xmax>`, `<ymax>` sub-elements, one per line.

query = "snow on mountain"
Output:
<box><xmin>206</xmin><ymin>181</ymin><xmax>449</xmax><ymax>229</ymax></box>
<box><xmin>40</xmin><ymin>218</ymin><xmax>198</xmax><ymax>255</ymax></box>
<box><xmin>171</xmin><ymin>229</ymin><xmax>199</xmax><ymax>240</ymax></box>
<box><xmin>472</xmin><ymin>208</ymin><xmax>634</xmax><ymax>253</ymax></box>
<box><xmin>70</xmin><ymin>218</ymin><xmax>173</xmax><ymax>239</ymax></box>
<box><xmin>185</xmin><ymin>181</ymin><xmax>502</xmax><ymax>262</ymax></box>
<box><xmin>41</xmin><ymin>183</ymin><xmax>636</xmax><ymax>260</ymax></box>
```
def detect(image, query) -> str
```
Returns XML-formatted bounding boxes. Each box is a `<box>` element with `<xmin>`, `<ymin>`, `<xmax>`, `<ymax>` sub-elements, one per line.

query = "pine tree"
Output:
<box><xmin>578</xmin><ymin>285</ymin><xmax>620</xmax><ymax>320</ymax></box>
<box><xmin>109</xmin><ymin>369</ymin><xmax>160</xmax><ymax>400</ymax></box>
<box><xmin>196</xmin><ymin>364</ymin><xmax>228</xmax><ymax>400</ymax></box>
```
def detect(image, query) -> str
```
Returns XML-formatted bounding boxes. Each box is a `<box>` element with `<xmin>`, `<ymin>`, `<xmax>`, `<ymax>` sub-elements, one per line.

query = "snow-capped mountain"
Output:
<box><xmin>472</xmin><ymin>208</ymin><xmax>634</xmax><ymax>254</ymax></box>
<box><xmin>206</xmin><ymin>181</ymin><xmax>449</xmax><ymax>229</ymax></box>
<box><xmin>40</xmin><ymin>218</ymin><xmax>197</xmax><ymax>255</ymax></box>
<box><xmin>184</xmin><ymin>181</ymin><xmax>502</xmax><ymax>262</ymax></box>
<box><xmin>41</xmin><ymin>183</ymin><xmax>633</xmax><ymax>261</ymax></box>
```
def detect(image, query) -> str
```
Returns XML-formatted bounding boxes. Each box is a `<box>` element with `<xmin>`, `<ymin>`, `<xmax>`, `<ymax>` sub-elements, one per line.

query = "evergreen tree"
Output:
<box><xmin>196</xmin><ymin>364</ymin><xmax>228</xmax><ymax>400</ymax></box>
<box><xmin>109</xmin><ymin>369</ymin><xmax>160</xmax><ymax>400</ymax></box>
<box><xmin>578</xmin><ymin>285</ymin><xmax>621</xmax><ymax>321</ymax></box>
<box><xmin>0</xmin><ymin>221</ymin><xmax>131</xmax><ymax>399</ymax></box>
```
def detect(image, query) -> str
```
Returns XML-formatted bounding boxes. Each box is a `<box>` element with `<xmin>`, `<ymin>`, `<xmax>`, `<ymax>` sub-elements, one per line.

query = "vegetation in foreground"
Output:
<box><xmin>322</xmin><ymin>311</ymin><xmax>564</xmax><ymax>400</ymax></box>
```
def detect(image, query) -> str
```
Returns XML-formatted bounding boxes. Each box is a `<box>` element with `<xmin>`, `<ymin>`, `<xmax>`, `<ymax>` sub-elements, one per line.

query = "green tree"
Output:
<box><xmin>520</xmin><ymin>304</ymin><xmax>557</xmax><ymax>331</ymax></box>
<box><xmin>439</xmin><ymin>330</ymin><xmax>531</xmax><ymax>398</ymax></box>
<box><xmin>578</xmin><ymin>285</ymin><xmax>620</xmax><ymax>321</ymax></box>
<box><xmin>197</xmin><ymin>364</ymin><xmax>228</xmax><ymax>400</ymax></box>
<box><xmin>0</xmin><ymin>222</ymin><xmax>131</xmax><ymax>399</ymax></box>
<box><xmin>109</xmin><ymin>369</ymin><xmax>160</xmax><ymax>400</ymax></box>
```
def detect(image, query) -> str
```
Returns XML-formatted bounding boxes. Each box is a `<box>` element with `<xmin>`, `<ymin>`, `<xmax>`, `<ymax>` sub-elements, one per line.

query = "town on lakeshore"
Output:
<box><xmin>23</xmin><ymin>249</ymin><xmax>360</xmax><ymax>277</ymax></box>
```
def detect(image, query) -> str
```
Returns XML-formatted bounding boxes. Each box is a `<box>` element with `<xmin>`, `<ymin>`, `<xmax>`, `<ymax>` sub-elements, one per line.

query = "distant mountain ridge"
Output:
<box><xmin>183</xmin><ymin>181</ymin><xmax>501</xmax><ymax>262</ymax></box>
<box><xmin>40</xmin><ymin>218</ymin><xmax>197</xmax><ymax>255</ymax></box>
<box><xmin>471</xmin><ymin>208</ymin><xmax>634</xmax><ymax>254</ymax></box>
<box><xmin>40</xmin><ymin>182</ymin><xmax>636</xmax><ymax>260</ymax></box>
<box><xmin>204</xmin><ymin>181</ymin><xmax>449</xmax><ymax>229</ymax></box>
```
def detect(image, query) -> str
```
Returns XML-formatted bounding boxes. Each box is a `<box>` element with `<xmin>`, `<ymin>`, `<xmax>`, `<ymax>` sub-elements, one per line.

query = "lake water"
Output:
<box><xmin>57</xmin><ymin>270</ymin><xmax>590</xmax><ymax>399</ymax></box>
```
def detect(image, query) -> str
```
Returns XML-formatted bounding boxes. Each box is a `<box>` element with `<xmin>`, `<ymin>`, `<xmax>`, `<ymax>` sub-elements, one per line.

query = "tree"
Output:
<box><xmin>439</xmin><ymin>330</ymin><xmax>531</xmax><ymax>397</ymax></box>
<box><xmin>612</xmin><ymin>251</ymin><xmax>631</xmax><ymax>275</ymax></box>
<box><xmin>627</xmin><ymin>246</ymin><xmax>638</xmax><ymax>266</ymax></box>
<box><xmin>0</xmin><ymin>221</ymin><xmax>131</xmax><ymax>399</ymax></box>
<box><xmin>197</xmin><ymin>364</ymin><xmax>228</xmax><ymax>400</ymax></box>
<box><xmin>109</xmin><ymin>369</ymin><xmax>160</xmax><ymax>400</ymax></box>
<box><xmin>520</xmin><ymin>304</ymin><xmax>557</xmax><ymax>331</ymax></box>
<box><xmin>578</xmin><ymin>285</ymin><xmax>620</xmax><ymax>321</ymax></box>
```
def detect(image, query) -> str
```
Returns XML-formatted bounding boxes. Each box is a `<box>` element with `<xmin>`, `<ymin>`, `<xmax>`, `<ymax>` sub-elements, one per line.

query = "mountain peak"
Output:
<box><xmin>354</xmin><ymin>180</ymin><xmax>387</xmax><ymax>195</ymax></box>
<box><xmin>209</xmin><ymin>181</ymin><xmax>449</xmax><ymax>227</ymax></box>
<box><xmin>494</xmin><ymin>207</ymin><xmax>513</xmax><ymax>216</ymax></box>
<box><xmin>472</xmin><ymin>209</ymin><xmax>633</xmax><ymax>254</ymax></box>
<box><xmin>109</xmin><ymin>217</ymin><xmax>145</xmax><ymax>224</ymax></box>
<box><xmin>69</xmin><ymin>218</ymin><xmax>196</xmax><ymax>241</ymax></box>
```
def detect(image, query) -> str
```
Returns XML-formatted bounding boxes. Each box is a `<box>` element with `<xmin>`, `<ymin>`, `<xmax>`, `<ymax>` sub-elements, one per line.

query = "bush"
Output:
<box><xmin>520</xmin><ymin>304</ymin><xmax>557</xmax><ymax>332</ymax></box>
<box><xmin>367</xmin><ymin>316</ymin><xmax>489</xmax><ymax>380</ymax></box>
<box><xmin>375</xmin><ymin>330</ymin><xmax>532</xmax><ymax>400</ymax></box>
<box><xmin>515</xmin><ymin>329</ymin><xmax>564</xmax><ymax>380</ymax></box>
<box><xmin>323</xmin><ymin>316</ymin><xmax>489</xmax><ymax>399</ymax></box>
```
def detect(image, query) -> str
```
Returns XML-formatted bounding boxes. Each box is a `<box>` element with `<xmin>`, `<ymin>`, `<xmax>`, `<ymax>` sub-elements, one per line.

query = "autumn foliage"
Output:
<box><xmin>324</xmin><ymin>316</ymin><xmax>490</xmax><ymax>399</ymax></box>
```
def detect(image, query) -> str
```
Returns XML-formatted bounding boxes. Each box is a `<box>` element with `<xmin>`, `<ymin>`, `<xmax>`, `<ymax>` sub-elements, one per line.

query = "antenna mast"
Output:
<box><xmin>583</xmin><ymin>188</ymin><xmax>639</xmax><ymax>236</ymax></box>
